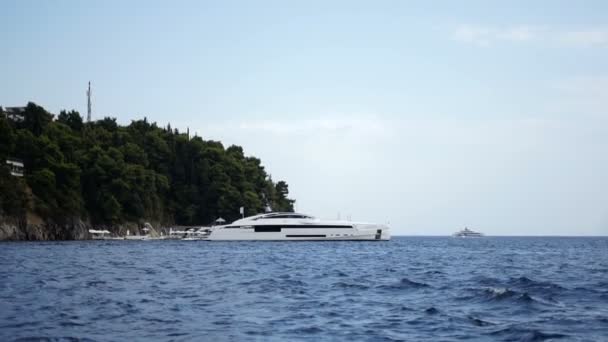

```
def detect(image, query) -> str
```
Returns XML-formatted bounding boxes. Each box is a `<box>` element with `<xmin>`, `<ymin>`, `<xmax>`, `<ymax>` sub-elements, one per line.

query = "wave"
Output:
<box><xmin>399</xmin><ymin>278</ymin><xmax>430</xmax><ymax>288</ymax></box>
<box><xmin>239</xmin><ymin>277</ymin><xmax>307</xmax><ymax>289</ymax></box>
<box><xmin>448</xmin><ymin>314</ymin><xmax>495</xmax><ymax>327</ymax></box>
<box><xmin>377</xmin><ymin>278</ymin><xmax>430</xmax><ymax>290</ymax></box>
<box><xmin>389</xmin><ymin>305</ymin><xmax>415</xmax><ymax>312</ymax></box>
<box><xmin>456</xmin><ymin>286</ymin><xmax>559</xmax><ymax>307</ymax></box>
<box><xmin>424</xmin><ymin>270</ymin><xmax>444</xmax><ymax>275</ymax></box>
<box><xmin>332</xmin><ymin>282</ymin><xmax>369</xmax><ymax>290</ymax></box>
<box><xmin>287</xmin><ymin>326</ymin><xmax>323</xmax><ymax>334</ymax></box>
<box><xmin>466</xmin><ymin>315</ymin><xmax>493</xmax><ymax>326</ymax></box>
<box><xmin>424</xmin><ymin>307</ymin><xmax>440</xmax><ymax>315</ymax></box>
<box><xmin>59</xmin><ymin>321</ymin><xmax>87</xmax><ymax>327</ymax></box>
<box><xmin>13</xmin><ymin>338</ymin><xmax>98</xmax><ymax>342</ymax></box>
<box><xmin>485</xmin><ymin>287</ymin><xmax>528</xmax><ymax>300</ymax></box>
<box><xmin>473</xmin><ymin>276</ymin><xmax>502</xmax><ymax>286</ymax></box>
<box><xmin>481</xmin><ymin>287</ymin><xmax>538</xmax><ymax>304</ymax></box>
<box><xmin>488</xmin><ymin>326</ymin><xmax>568</xmax><ymax>341</ymax></box>
<box><xmin>474</xmin><ymin>276</ymin><xmax>565</xmax><ymax>293</ymax></box>
<box><xmin>1</xmin><ymin>322</ymin><xmax>41</xmax><ymax>330</ymax></box>
<box><xmin>464</xmin><ymin>276</ymin><xmax>565</xmax><ymax>305</ymax></box>
<box><xmin>507</xmin><ymin>276</ymin><xmax>566</xmax><ymax>292</ymax></box>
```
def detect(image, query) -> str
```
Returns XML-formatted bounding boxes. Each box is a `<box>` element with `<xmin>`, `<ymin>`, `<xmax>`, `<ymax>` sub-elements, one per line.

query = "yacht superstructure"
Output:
<box><xmin>207</xmin><ymin>212</ymin><xmax>390</xmax><ymax>241</ymax></box>
<box><xmin>452</xmin><ymin>227</ymin><xmax>484</xmax><ymax>238</ymax></box>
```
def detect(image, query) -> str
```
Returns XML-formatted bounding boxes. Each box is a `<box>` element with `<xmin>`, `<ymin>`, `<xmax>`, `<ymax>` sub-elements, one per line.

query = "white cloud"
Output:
<box><xmin>498</xmin><ymin>26</ymin><xmax>539</xmax><ymax>42</ymax></box>
<box><xmin>205</xmin><ymin>116</ymin><xmax>391</xmax><ymax>139</ymax></box>
<box><xmin>553</xmin><ymin>75</ymin><xmax>608</xmax><ymax>95</ymax></box>
<box><xmin>560</xmin><ymin>29</ymin><xmax>608</xmax><ymax>47</ymax></box>
<box><xmin>452</xmin><ymin>25</ymin><xmax>541</xmax><ymax>46</ymax></box>
<box><xmin>452</xmin><ymin>25</ymin><xmax>608</xmax><ymax>47</ymax></box>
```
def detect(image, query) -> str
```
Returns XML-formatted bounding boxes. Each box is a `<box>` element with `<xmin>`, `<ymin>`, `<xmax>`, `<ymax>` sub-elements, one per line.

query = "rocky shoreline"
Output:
<box><xmin>0</xmin><ymin>215</ymin><xmax>163</xmax><ymax>241</ymax></box>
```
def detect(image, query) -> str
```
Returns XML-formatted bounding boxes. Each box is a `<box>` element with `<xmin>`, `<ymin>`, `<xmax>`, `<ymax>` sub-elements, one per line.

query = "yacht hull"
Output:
<box><xmin>207</xmin><ymin>226</ymin><xmax>390</xmax><ymax>241</ymax></box>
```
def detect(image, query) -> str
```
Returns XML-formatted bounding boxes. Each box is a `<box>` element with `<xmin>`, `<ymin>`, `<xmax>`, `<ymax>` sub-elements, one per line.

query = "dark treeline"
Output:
<box><xmin>0</xmin><ymin>102</ymin><xmax>294</xmax><ymax>226</ymax></box>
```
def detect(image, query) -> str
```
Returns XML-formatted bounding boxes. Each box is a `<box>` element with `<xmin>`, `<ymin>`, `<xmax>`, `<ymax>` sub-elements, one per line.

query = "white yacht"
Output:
<box><xmin>452</xmin><ymin>227</ymin><xmax>484</xmax><ymax>238</ymax></box>
<box><xmin>207</xmin><ymin>212</ymin><xmax>390</xmax><ymax>241</ymax></box>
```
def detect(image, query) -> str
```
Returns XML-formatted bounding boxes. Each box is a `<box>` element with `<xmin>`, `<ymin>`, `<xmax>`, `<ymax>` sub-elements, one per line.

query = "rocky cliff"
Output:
<box><xmin>0</xmin><ymin>214</ymin><xmax>89</xmax><ymax>241</ymax></box>
<box><xmin>0</xmin><ymin>213</ymin><xmax>164</xmax><ymax>241</ymax></box>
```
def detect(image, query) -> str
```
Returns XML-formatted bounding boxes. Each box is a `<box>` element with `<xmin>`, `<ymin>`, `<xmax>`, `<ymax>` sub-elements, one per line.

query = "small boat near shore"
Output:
<box><xmin>88</xmin><ymin>229</ymin><xmax>125</xmax><ymax>240</ymax></box>
<box><xmin>88</xmin><ymin>228</ymin><xmax>167</xmax><ymax>240</ymax></box>
<box><xmin>452</xmin><ymin>227</ymin><xmax>484</xmax><ymax>238</ymax></box>
<box><xmin>177</xmin><ymin>227</ymin><xmax>212</xmax><ymax>240</ymax></box>
<box><xmin>166</xmin><ymin>227</ymin><xmax>212</xmax><ymax>240</ymax></box>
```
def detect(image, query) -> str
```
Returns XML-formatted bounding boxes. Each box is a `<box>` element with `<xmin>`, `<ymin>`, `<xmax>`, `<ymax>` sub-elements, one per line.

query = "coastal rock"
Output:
<box><xmin>0</xmin><ymin>212</ymin><xmax>164</xmax><ymax>240</ymax></box>
<box><xmin>0</xmin><ymin>220</ymin><xmax>22</xmax><ymax>240</ymax></box>
<box><xmin>0</xmin><ymin>216</ymin><xmax>90</xmax><ymax>241</ymax></box>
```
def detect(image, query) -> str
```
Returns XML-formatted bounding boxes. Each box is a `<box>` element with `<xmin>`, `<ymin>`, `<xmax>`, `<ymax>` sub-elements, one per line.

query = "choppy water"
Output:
<box><xmin>1</xmin><ymin>237</ymin><xmax>608</xmax><ymax>341</ymax></box>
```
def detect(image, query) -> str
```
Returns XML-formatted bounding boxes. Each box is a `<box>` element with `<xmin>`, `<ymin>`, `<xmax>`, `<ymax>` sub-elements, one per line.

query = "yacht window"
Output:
<box><xmin>254</xmin><ymin>226</ymin><xmax>282</xmax><ymax>232</ymax></box>
<box><xmin>259</xmin><ymin>214</ymin><xmax>311</xmax><ymax>219</ymax></box>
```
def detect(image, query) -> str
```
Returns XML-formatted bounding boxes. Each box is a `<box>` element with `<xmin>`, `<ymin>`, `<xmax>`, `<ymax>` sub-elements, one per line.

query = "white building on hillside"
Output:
<box><xmin>5</xmin><ymin>159</ymin><xmax>24</xmax><ymax>177</ymax></box>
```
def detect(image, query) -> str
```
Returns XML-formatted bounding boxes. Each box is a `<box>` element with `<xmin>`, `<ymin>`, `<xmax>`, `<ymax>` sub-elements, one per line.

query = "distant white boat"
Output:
<box><xmin>123</xmin><ymin>229</ymin><xmax>153</xmax><ymax>240</ymax></box>
<box><xmin>124</xmin><ymin>235</ymin><xmax>152</xmax><ymax>240</ymax></box>
<box><xmin>181</xmin><ymin>227</ymin><xmax>212</xmax><ymax>240</ymax></box>
<box><xmin>89</xmin><ymin>229</ymin><xmax>111</xmax><ymax>240</ymax></box>
<box><xmin>88</xmin><ymin>229</ymin><xmax>125</xmax><ymax>240</ymax></box>
<box><xmin>207</xmin><ymin>212</ymin><xmax>390</xmax><ymax>241</ymax></box>
<box><xmin>89</xmin><ymin>228</ymin><xmax>169</xmax><ymax>240</ymax></box>
<box><xmin>452</xmin><ymin>227</ymin><xmax>484</xmax><ymax>238</ymax></box>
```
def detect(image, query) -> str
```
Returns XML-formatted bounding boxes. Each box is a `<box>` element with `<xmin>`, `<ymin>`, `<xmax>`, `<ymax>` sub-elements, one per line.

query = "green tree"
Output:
<box><xmin>1</xmin><ymin>102</ymin><xmax>296</xmax><ymax>230</ymax></box>
<box><xmin>57</xmin><ymin>110</ymin><xmax>84</xmax><ymax>131</ymax></box>
<box><xmin>23</xmin><ymin>102</ymin><xmax>53</xmax><ymax>136</ymax></box>
<box><xmin>0</xmin><ymin>116</ymin><xmax>15</xmax><ymax>160</ymax></box>
<box><xmin>273</xmin><ymin>181</ymin><xmax>295</xmax><ymax>212</ymax></box>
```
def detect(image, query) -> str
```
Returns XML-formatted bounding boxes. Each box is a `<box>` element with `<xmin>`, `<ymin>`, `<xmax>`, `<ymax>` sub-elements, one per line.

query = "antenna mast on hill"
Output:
<box><xmin>86</xmin><ymin>81</ymin><xmax>92</xmax><ymax>122</ymax></box>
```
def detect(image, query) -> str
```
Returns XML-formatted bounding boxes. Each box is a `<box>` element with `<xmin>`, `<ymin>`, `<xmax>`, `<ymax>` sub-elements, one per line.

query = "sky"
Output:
<box><xmin>1</xmin><ymin>0</ymin><xmax>608</xmax><ymax>235</ymax></box>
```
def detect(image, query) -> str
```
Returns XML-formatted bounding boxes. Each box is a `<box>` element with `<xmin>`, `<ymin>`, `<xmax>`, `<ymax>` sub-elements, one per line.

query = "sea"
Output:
<box><xmin>1</xmin><ymin>237</ymin><xmax>607</xmax><ymax>341</ymax></box>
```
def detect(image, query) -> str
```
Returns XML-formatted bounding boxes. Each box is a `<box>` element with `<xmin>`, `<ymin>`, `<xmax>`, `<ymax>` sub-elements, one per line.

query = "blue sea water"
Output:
<box><xmin>1</xmin><ymin>237</ymin><xmax>607</xmax><ymax>341</ymax></box>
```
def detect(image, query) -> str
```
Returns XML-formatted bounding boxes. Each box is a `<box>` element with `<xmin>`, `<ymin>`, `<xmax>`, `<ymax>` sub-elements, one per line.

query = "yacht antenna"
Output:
<box><xmin>86</xmin><ymin>81</ymin><xmax>92</xmax><ymax>122</ymax></box>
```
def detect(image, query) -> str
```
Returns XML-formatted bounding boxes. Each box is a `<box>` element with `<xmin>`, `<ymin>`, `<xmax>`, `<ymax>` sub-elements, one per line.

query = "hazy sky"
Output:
<box><xmin>2</xmin><ymin>1</ymin><xmax>608</xmax><ymax>235</ymax></box>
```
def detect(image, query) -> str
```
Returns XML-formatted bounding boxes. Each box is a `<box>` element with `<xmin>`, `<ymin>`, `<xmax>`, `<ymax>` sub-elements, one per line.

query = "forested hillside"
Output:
<box><xmin>0</xmin><ymin>102</ymin><xmax>294</xmax><ymax>228</ymax></box>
